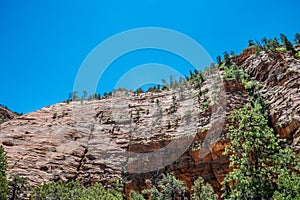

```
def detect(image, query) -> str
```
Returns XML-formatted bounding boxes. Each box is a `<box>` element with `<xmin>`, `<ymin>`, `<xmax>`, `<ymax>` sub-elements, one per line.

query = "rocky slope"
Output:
<box><xmin>0</xmin><ymin>48</ymin><xmax>299</xmax><ymax>198</ymax></box>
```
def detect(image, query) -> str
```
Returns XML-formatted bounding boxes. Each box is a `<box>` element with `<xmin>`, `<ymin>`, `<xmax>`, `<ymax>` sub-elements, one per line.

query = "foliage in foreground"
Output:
<box><xmin>142</xmin><ymin>173</ymin><xmax>186</xmax><ymax>199</ymax></box>
<box><xmin>191</xmin><ymin>177</ymin><xmax>218</xmax><ymax>200</ymax></box>
<box><xmin>30</xmin><ymin>180</ymin><xmax>123</xmax><ymax>200</ymax></box>
<box><xmin>273</xmin><ymin>170</ymin><xmax>300</xmax><ymax>200</ymax></box>
<box><xmin>130</xmin><ymin>174</ymin><xmax>218</xmax><ymax>200</ymax></box>
<box><xmin>9</xmin><ymin>174</ymin><xmax>31</xmax><ymax>200</ymax></box>
<box><xmin>222</xmin><ymin>103</ymin><xmax>300</xmax><ymax>199</ymax></box>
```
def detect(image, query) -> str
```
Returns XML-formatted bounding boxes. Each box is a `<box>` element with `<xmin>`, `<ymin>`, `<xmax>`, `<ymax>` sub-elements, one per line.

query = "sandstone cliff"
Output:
<box><xmin>0</xmin><ymin>48</ymin><xmax>299</xmax><ymax>198</ymax></box>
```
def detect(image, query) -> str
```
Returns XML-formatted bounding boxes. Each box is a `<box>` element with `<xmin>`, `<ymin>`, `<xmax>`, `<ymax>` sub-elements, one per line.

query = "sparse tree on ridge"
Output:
<box><xmin>248</xmin><ymin>40</ymin><xmax>255</xmax><ymax>47</ymax></box>
<box><xmin>294</xmin><ymin>33</ymin><xmax>300</xmax><ymax>45</ymax></box>
<box><xmin>68</xmin><ymin>91</ymin><xmax>79</xmax><ymax>101</ymax></box>
<box><xmin>261</xmin><ymin>37</ymin><xmax>268</xmax><ymax>46</ymax></box>
<box><xmin>266</xmin><ymin>37</ymin><xmax>280</xmax><ymax>51</ymax></box>
<box><xmin>216</xmin><ymin>55</ymin><xmax>222</xmax><ymax>65</ymax></box>
<box><xmin>280</xmin><ymin>33</ymin><xmax>296</xmax><ymax>53</ymax></box>
<box><xmin>223</xmin><ymin>51</ymin><xmax>231</xmax><ymax>66</ymax></box>
<box><xmin>82</xmin><ymin>90</ymin><xmax>88</xmax><ymax>99</ymax></box>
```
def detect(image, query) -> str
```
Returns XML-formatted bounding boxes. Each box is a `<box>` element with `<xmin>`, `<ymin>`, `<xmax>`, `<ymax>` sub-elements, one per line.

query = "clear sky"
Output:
<box><xmin>0</xmin><ymin>0</ymin><xmax>299</xmax><ymax>114</ymax></box>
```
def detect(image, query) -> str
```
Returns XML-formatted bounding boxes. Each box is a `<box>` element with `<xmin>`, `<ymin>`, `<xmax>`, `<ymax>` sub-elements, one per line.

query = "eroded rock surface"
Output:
<box><xmin>238</xmin><ymin>49</ymin><xmax>300</xmax><ymax>151</ymax></box>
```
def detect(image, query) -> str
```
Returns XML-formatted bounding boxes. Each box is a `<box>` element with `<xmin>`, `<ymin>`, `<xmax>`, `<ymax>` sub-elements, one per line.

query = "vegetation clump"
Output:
<box><xmin>222</xmin><ymin>103</ymin><xmax>300</xmax><ymax>199</ymax></box>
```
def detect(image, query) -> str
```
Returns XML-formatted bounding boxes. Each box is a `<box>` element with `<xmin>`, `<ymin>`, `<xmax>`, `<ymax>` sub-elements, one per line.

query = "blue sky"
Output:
<box><xmin>0</xmin><ymin>0</ymin><xmax>299</xmax><ymax>114</ymax></box>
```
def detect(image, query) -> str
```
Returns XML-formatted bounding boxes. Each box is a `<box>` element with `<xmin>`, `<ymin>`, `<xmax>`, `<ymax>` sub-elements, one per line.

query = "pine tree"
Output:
<box><xmin>294</xmin><ymin>33</ymin><xmax>300</xmax><ymax>45</ymax></box>
<box><xmin>248</xmin><ymin>40</ymin><xmax>255</xmax><ymax>47</ymax></box>
<box><xmin>280</xmin><ymin>33</ymin><xmax>296</xmax><ymax>53</ymax></box>
<box><xmin>261</xmin><ymin>37</ymin><xmax>268</xmax><ymax>46</ymax></box>
<box><xmin>82</xmin><ymin>90</ymin><xmax>88</xmax><ymax>99</ymax></box>
<box><xmin>216</xmin><ymin>55</ymin><xmax>222</xmax><ymax>65</ymax></box>
<box><xmin>223</xmin><ymin>51</ymin><xmax>231</xmax><ymax>66</ymax></box>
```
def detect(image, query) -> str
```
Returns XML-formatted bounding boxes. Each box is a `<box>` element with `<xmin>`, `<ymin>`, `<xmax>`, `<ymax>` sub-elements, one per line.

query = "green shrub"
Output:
<box><xmin>223</xmin><ymin>64</ymin><xmax>249</xmax><ymax>81</ymax></box>
<box><xmin>130</xmin><ymin>190</ymin><xmax>146</xmax><ymax>200</ymax></box>
<box><xmin>295</xmin><ymin>51</ymin><xmax>300</xmax><ymax>59</ymax></box>
<box><xmin>276</xmin><ymin>47</ymin><xmax>287</xmax><ymax>52</ymax></box>
<box><xmin>9</xmin><ymin>174</ymin><xmax>30</xmax><ymax>200</ymax></box>
<box><xmin>30</xmin><ymin>180</ymin><xmax>123</xmax><ymax>200</ymax></box>
<box><xmin>142</xmin><ymin>173</ymin><xmax>186</xmax><ymax>199</ymax></box>
<box><xmin>202</xmin><ymin>100</ymin><xmax>210</xmax><ymax>110</ymax></box>
<box><xmin>273</xmin><ymin>170</ymin><xmax>300</xmax><ymax>200</ymax></box>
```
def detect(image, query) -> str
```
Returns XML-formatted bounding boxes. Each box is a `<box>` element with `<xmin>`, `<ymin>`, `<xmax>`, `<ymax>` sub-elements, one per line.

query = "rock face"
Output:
<box><xmin>0</xmin><ymin>49</ymin><xmax>299</xmax><ymax>199</ymax></box>
<box><xmin>0</xmin><ymin>106</ymin><xmax>17</xmax><ymax>124</ymax></box>
<box><xmin>237</xmin><ymin>49</ymin><xmax>300</xmax><ymax>151</ymax></box>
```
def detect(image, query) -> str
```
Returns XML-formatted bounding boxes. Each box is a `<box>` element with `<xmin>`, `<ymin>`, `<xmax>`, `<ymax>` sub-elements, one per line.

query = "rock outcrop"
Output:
<box><xmin>0</xmin><ymin>106</ymin><xmax>17</xmax><ymax>124</ymax></box>
<box><xmin>237</xmin><ymin>49</ymin><xmax>300</xmax><ymax>151</ymax></box>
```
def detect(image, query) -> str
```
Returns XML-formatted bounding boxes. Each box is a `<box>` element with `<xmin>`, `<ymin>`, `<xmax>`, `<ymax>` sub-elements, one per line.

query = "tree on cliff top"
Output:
<box><xmin>280</xmin><ymin>33</ymin><xmax>296</xmax><ymax>53</ymax></box>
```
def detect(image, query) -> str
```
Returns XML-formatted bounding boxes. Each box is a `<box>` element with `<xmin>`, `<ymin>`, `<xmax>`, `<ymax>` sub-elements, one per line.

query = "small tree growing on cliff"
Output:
<box><xmin>0</xmin><ymin>145</ymin><xmax>8</xmax><ymax>200</ymax></box>
<box><xmin>223</xmin><ymin>51</ymin><xmax>231</xmax><ymax>66</ymax></box>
